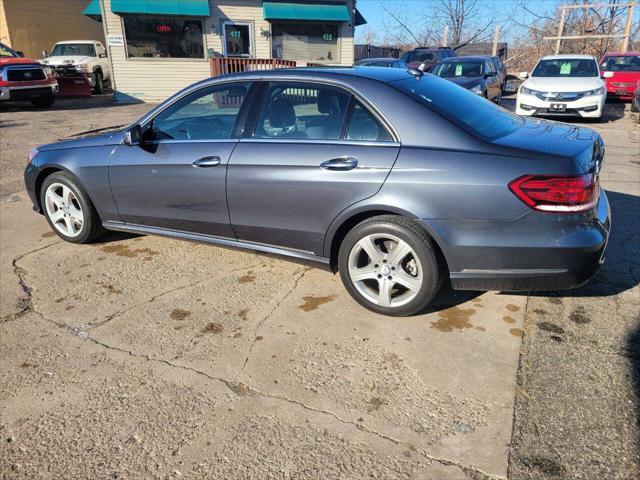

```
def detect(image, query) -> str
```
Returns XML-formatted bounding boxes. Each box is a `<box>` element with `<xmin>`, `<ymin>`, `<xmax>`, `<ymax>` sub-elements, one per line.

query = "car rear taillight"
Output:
<box><xmin>509</xmin><ymin>174</ymin><xmax>598</xmax><ymax>213</ymax></box>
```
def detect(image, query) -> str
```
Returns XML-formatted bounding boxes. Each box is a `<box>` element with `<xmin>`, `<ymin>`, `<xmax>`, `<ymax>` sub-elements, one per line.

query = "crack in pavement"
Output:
<box><xmin>6</xmin><ymin>253</ymin><xmax>502</xmax><ymax>480</ymax></box>
<box><xmin>239</xmin><ymin>267</ymin><xmax>310</xmax><ymax>374</ymax></box>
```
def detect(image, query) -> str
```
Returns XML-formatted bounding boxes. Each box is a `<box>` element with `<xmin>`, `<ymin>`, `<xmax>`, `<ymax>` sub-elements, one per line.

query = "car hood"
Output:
<box><xmin>493</xmin><ymin>117</ymin><xmax>600</xmax><ymax>166</ymax></box>
<box><xmin>42</xmin><ymin>55</ymin><xmax>93</xmax><ymax>66</ymax></box>
<box><xmin>37</xmin><ymin>127</ymin><xmax>126</xmax><ymax>151</ymax></box>
<box><xmin>523</xmin><ymin>76</ymin><xmax>604</xmax><ymax>92</ymax></box>
<box><xmin>0</xmin><ymin>57</ymin><xmax>41</xmax><ymax>66</ymax></box>
<box><xmin>442</xmin><ymin>76</ymin><xmax>483</xmax><ymax>89</ymax></box>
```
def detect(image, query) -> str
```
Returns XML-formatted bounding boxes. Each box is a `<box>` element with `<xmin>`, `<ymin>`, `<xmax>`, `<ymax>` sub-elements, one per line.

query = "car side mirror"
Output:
<box><xmin>485</xmin><ymin>71</ymin><xmax>497</xmax><ymax>78</ymax></box>
<box><xmin>519</xmin><ymin>71</ymin><xmax>529</xmax><ymax>79</ymax></box>
<box><xmin>41</xmin><ymin>50</ymin><xmax>49</xmax><ymax>58</ymax></box>
<box><xmin>124</xmin><ymin>124</ymin><xmax>142</xmax><ymax>146</ymax></box>
<box><xmin>16</xmin><ymin>50</ymin><xmax>25</xmax><ymax>57</ymax></box>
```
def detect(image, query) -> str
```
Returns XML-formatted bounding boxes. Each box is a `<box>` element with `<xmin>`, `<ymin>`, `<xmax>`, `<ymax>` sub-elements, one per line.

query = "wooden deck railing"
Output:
<box><xmin>210</xmin><ymin>57</ymin><xmax>323</xmax><ymax>77</ymax></box>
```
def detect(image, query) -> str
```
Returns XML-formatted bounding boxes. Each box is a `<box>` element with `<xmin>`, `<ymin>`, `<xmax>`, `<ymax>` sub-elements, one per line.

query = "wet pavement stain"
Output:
<box><xmin>238</xmin><ymin>272</ymin><xmax>256</xmax><ymax>284</ymax></box>
<box><xmin>503</xmin><ymin>315</ymin><xmax>516</xmax><ymax>324</ymax></box>
<box><xmin>474</xmin><ymin>326</ymin><xmax>486</xmax><ymax>332</ymax></box>
<box><xmin>431</xmin><ymin>307</ymin><xmax>476</xmax><ymax>332</ymax></box>
<box><xmin>98</xmin><ymin>283</ymin><xmax>123</xmax><ymax>295</ymax></box>
<box><xmin>237</xmin><ymin>309</ymin><xmax>249</xmax><ymax>321</ymax></box>
<box><xmin>367</xmin><ymin>397</ymin><xmax>388</xmax><ymax>412</ymax></box>
<box><xmin>255</xmin><ymin>336</ymin><xmax>264</xmax><ymax>341</ymax></box>
<box><xmin>169</xmin><ymin>309</ymin><xmax>191</xmax><ymax>321</ymax></box>
<box><xmin>538</xmin><ymin>322</ymin><xmax>565</xmax><ymax>334</ymax></box>
<box><xmin>509</xmin><ymin>328</ymin><xmax>524</xmax><ymax>337</ymax></box>
<box><xmin>41</xmin><ymin>231</ymin><xmax>56</xmax><ymax>238</ymax></box>
<box><xmin>569</xmin><ymin>306</ymin><xmax>592</xmax><ymax>324</ymax></box>
<box><xmin>298</xmin><ymin>294</ymin><xmax>338</xmax><ymax>312</ymax></box>
<box><xmin>202</xmin><ymin>322</ymin><xmax>223</xmax><ymax>334</ymax></box>
<box><xmin>100</xmin><ymin>244</ymin><xmax>160</xmax><ymax>260</ymax></box>
<box><xmin>506</xmin><ymin>304</ymin><xmax>520</xmax><ymax>312</ymax></box>
<box><xmin>64</xmin><ymin>305</ymin><xmax>75</xmax><ymax>311</ymax></box>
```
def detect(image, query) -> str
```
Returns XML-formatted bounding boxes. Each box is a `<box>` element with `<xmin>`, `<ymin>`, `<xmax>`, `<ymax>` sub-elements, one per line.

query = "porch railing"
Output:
<box><xmin>210</xmin><ymin>57</ymin><xmax>322</xmax><ymax>77</ymax></box>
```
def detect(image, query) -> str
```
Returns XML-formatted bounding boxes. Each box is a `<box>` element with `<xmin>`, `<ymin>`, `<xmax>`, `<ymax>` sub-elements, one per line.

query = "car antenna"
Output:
<box><xmin>407</xmin><ymin>62</ymin><xmax>426</xmax><ymax>78</ymax></box>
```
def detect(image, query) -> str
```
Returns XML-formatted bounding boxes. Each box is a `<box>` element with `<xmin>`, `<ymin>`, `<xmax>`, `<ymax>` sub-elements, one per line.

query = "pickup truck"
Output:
<box><xmin>0</xmin><ymin>42</ymin><xmax>58</xmax><ymax>107</ymax></box>
<box><xmin>40</xmin><ymin>40</ymin><xmax>111</xmax><ymax>94</ymax></box>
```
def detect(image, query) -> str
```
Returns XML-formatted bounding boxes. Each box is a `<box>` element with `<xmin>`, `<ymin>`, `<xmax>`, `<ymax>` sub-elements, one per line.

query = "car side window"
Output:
<box><xmin>150</xmin><ymin>82</ymin><xmax>250</xmax><ymax>141</ymax></box>
<box><xmin>254</xmin><ymin>83</ymin><xmax>350</xmax><ymax>140</ymax></box>
<box><xmin>346</xmin><ymin>102</ymin><xmax>393</xmax><ymax>142</ymax></box>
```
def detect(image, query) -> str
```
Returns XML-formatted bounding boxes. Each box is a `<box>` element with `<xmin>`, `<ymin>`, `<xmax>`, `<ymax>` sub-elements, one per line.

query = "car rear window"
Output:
<box><xmin>601</xmin><ymin>55</ymin><xmax>640</xmax><ymax>72</ymax></box>
<box><xmin>390</xmin><ymin>74</ymin><xmax>523</xmax><ymax>141</ymax></box>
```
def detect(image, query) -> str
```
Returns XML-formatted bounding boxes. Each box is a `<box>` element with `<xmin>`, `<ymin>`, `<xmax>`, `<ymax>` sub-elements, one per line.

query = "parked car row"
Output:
<box><xmin>356</xmin><ymin>48</ymin><xmax>639</xmax><ymax>122</ymax></box>
<box><xmin>0</xmin><ymin>40</ymin><xmax>111</xmax><ymax>108</ymax></box>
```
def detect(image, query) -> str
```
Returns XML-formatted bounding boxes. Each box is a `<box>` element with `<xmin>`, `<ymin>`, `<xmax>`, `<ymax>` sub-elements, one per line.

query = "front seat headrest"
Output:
<box><xmin>268</xmin><ymin>97</ymin><xmax>296</xmax><ymax>129</ymax></box>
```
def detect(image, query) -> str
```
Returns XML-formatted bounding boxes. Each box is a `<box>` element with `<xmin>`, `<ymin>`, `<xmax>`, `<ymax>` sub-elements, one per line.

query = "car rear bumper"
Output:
<box><xmin>422</xmin><ymin>189</ymin><xmax>611</xmax><ymax>292</ymax></box>
<box><xmin>516</xmin><ymin>92</ymin><xmax>605</xmax><ymax>118</ymax></box>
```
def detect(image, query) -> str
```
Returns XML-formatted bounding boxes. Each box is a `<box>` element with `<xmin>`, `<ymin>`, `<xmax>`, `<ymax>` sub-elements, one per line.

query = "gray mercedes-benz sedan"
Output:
<box><xmin>24</xmin><ymin>67</ymin><xmax>610</xmax><ymax>316</ymax></box>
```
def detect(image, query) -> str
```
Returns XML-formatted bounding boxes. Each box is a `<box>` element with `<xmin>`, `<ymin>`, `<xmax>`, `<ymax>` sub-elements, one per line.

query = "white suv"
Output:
<box><xmin>41</xmin><ymin>40</ymin><xmax>111</xmax><ymax>94</ymax></box>
<box><xmin>516</xmin><ymin>54</ymin><xmax>606</xmax><ymax>120</ymax></box>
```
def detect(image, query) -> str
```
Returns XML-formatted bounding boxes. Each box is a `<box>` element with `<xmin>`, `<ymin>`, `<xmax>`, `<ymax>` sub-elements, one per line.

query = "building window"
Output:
<box><xmin>223</xmin><ymin>22</ymin><xmax>252</xmax><ymax>57</ymax></box>
<box><xmin>122</xmin><ymin>16</ymin><xmax>204</xmax><ymax>59</ymax></box>
<box><xmin>271</xmin><ymin>23</ymin><xmax>339</xmax><ymax>64</ymax></box>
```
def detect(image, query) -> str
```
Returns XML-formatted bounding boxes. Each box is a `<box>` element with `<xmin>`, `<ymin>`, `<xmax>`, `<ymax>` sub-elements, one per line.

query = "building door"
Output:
<box><xmin>223</xmin><ymin>22</ymin><xmax>252</xmax><ymax>57</ymax></box>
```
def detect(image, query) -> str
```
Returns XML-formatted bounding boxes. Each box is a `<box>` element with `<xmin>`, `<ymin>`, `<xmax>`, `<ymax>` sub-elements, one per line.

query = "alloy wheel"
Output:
<box><xmin>44</xmin><ymin>182</ymin><xmax>84</xmax><ymax>237</ymax></box>
<box><xmin>347</xmin><ymin>233</ymin><xmax>423</xmax><ymax>308</ymax></box>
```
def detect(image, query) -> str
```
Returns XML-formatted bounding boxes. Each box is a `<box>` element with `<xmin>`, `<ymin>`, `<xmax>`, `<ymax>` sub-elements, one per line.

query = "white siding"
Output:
<box><xmin>102</xmin><ymin>0</ymin><xmax>355</xmax><ymax>103</ymax></box>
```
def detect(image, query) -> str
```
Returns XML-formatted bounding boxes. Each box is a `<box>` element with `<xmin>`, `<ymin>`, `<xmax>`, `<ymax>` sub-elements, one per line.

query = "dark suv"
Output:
<box><xmin>401</xmin><ymin>47</ymin><xmax>456</xmax><ymax>71</ymax></box>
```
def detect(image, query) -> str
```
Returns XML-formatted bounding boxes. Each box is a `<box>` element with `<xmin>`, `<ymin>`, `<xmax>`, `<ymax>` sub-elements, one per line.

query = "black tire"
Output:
<box><xmin>93</xmin><ymin>71</ymin><xmax>104</xmax><ymax>94</ymax></box>
<box><xmin>631</xmin><ymin>101</ymin><xmax>639</xmax><ymax>113</ymax></box>
<box><xmin>31</xmin><ymin>95</ymin><xmax>54</xmax><ymax>108</ymax></box>
<box><xmin>338</xmin><ymin>215</ymin><xmax>443</xmax><ymax>317</ymax></box>
<box><xmin>40</xmin><ymin>172</ymin><xmax>104</xmax><ymax>244</ymax></box>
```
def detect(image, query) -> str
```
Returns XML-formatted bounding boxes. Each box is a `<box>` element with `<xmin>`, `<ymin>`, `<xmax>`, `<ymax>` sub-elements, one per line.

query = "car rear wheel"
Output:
<box><xmin>41</xmin><ymin>172</ymin><xmax>103</xmax><ymax>244</ymax></box>
<box><xmin>338</xmin><ymin>215</ymin><xmax>442</xmax><ymax>316</ymax></box>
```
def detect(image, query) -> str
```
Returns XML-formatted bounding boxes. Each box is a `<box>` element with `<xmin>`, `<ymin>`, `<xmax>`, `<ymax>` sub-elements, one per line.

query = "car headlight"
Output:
<box><xmin>470</xmin><ymin>84</ymin><xmax>483</xmax><ymax>95</ymax></box>
<box><xmin>520</xmin><ymin>86</ymin><xmax>539</xmax><ymax>96</ymax></box>
<box><xmin>75</xmin><ymin>64</ymin><xmax>88</xmax><ymax>73</ymax></box>
<box><xmin>584</xmin><ymin>87</ymin><xmax>604</xmax><ymax>96</ymax></box>
<box><xmin>28</xmin><ymin>147</ymin><xmax>39</xmax><ymax>163</ymax></box>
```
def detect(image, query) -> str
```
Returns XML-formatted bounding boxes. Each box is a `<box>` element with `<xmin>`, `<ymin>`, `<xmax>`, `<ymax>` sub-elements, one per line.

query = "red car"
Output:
<box><xmin>0</xmin><ymin>42</ymin><xmax>58</xmax><ymax>108</ymax></box>
<box><xmin>600</xmin><ymin>51</ymin><xmax>640</xmax><ymax>101</ymax></box>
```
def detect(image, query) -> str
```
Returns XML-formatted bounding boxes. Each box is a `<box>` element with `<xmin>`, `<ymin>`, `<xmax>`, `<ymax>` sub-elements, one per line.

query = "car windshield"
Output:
<box><xmin>404</xmin><ymin>52</ymin><xmax>436</xmax><ymax>64</ymax></box>
<box><xmin>0</xmin><ymin>43</ymin><xmax>19</xmax><ymax>58</ymax></box>
<box><xmin>532</xmin><ymin>59</ymin><xmax>598</xmax><ymax>77</ymax></box>
<box><xmin>391</xmin><ymin>74</ymin><xmax>523</xmax><ymax>141</ymax></box>
<box><xmin>601</xmin><ymin>55</ymin><xmax>640</xmax><ymax>72</ymax></box>
<box><xmin>51</xmin><ymin>43</ymin><xmax>96</xmax><ymax>57</ymax></box>
<box><xmin>433</xmin><ymin>61</ymin><xmax>484</xmax><ymax>78</ymax></box>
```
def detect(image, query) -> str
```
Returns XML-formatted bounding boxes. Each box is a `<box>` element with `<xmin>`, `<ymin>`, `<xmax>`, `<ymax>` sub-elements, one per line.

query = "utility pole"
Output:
<box><xmin>555</xmin><ymin>6</ymin><xmax>566</xmax><ymax>54</ymax></box>
<box><xmin>492</xmin><ymin>24</ymin><xmax>500</xmax><ymax>56</ymax></box>
<box><xmin>443</xmin><ymin>24</ymin><xmax>449</xmax><ymax>47</ymax></box>
<box><xmin>621</xmin><ymin>3</ymin><xmax>635</xmax><ymax>52</ymax></box>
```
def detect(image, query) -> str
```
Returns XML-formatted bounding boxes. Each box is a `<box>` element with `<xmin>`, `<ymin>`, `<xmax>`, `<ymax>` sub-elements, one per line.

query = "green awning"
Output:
<box><xmin>111</xmin><ymin>0</ymin><xmax>210</xmax><ymax>16</ymax></box>
<box><xmin>263</xmin><ymin>2</ymin><xmax>350</xmax><ymax>22</ymax></box>
<box><xmin>354</xmin><ymin>8</ymin><xmax>367</xmax><ymax>26</ymax></box>
<box><xmin>83</xmin><ymin>0</ymin><xmax>101</xmax><ymax>16</ymax></box>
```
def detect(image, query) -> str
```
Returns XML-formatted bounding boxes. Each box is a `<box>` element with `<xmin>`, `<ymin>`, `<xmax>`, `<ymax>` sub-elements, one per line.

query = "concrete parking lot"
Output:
<box><xmin>0</xmin><ymin>96</ymin><xmax>638</xmax><ymax>479</ymax></box>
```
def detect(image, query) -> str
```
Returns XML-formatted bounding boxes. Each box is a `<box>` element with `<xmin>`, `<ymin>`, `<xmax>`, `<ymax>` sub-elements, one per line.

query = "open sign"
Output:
<box><xmin>156</xmin><ymin>25</ymin><xmax>172</xmax><ymax>33</ymax></box>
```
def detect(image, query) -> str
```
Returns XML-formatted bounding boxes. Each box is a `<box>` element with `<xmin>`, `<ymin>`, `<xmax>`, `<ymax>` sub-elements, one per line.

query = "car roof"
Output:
<box><xmin>217</xmin><ymin>66</ymin><xmax>414</xmax><ymax>84</ymax></box>
<box><xmin>540</xmin><ymin>54</ymin><xmax>596</xmax><ymax>60</ymax></box>
<box><xmin>440</xmin><ymin>55</ymin><xmax>489</xmax><ymax>62</ymax></box>
<box><xmin>357</xmin><ymin>58</ymin><xmax>399</xmax><ymax>63</ymax></box>
<box><xmin>602</xmin><ymin>51</ymin><xmax>640</xmax><ymax>56</ymax></box>
<box><xmin>55</xmin><ymin>40</ymin><xmax>98</xmax><ymax>44</ymax></box>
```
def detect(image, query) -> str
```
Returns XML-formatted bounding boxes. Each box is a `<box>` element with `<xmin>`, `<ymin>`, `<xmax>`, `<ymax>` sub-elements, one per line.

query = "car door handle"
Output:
<box><xmin>320</xmin><ymin>157</ymin><xmax>358</xmax><ymax>171</ymax></box>
<box><xmin>192</xmin><ymin>156</ymin><xmax>221</xmax><ymax>168</ymax></box>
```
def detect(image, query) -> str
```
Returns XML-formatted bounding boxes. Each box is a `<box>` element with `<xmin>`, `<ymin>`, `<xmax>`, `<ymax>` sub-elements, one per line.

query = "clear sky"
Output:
<box><xmin>353</xmin><ymin>0</ymin><xmax>563</xmax><ymax>44</ymax></box>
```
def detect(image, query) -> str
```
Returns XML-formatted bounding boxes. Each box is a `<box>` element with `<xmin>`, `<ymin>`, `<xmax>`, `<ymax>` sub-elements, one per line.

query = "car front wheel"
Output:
<box><xmin>338</xmin><ymin>215</ymin><xmax>442</xmax><ymax>316</ymax></box>
<box><xmin>41</xmin><ymin>172</ymin><xmax>103</xmax><ymax>243</ymax></box>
